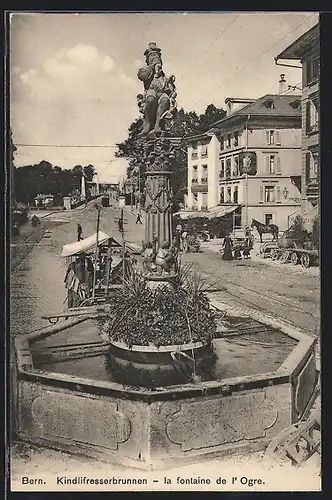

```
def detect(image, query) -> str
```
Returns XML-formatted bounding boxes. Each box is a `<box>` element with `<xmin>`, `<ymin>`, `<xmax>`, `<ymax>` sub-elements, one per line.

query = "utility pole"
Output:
<box><xmin>244</xmin><ymin>115</ymin><xmax>250</xmax><ymax>228</ymax></box>
<box><xmin>92</xmin><ymin>204</ymin><xmax>101</xmax><ymax>298</ymax></box>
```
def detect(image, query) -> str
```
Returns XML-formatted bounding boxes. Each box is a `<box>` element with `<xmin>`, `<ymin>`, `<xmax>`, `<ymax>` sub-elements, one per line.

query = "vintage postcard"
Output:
<box><xmin>7</xmin><ymin>10</ymin><xmax>321</xmax><ymax>493</ymax></box>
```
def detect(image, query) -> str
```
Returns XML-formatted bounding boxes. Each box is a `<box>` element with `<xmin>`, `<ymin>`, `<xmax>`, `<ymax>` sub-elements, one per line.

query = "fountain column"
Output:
<box><xmin>135</xmin><ymin>41</ymin><xmax>178</xmax><ymax>250</ymax></box>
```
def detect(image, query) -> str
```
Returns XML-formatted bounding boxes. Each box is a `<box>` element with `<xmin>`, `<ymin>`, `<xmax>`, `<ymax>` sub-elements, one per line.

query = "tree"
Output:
<box><xmin>116</xmin><ymin>104</ymin><xmax>226</xmax><ymax>210</ymax></box>
<box><xmin>83</xmin><ymin>164</ymin><xmax>96</xmax><ymax>182</ymax></box>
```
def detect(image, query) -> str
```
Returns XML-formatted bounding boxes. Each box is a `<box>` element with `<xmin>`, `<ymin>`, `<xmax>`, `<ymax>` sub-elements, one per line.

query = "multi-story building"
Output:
<box><xmin>186</xmin><ymin>93</ymin><xmax>303</xmax><ymax>231</ymax></box>
<box><xmin>275</xmin><ymin>23</ymin><xmax>319</xmax><ymax>214</ymax></box>
<box><xmin>186</xmin><ymin>132</ymin><xmax>220</xmax><ymax>211</ymax></box>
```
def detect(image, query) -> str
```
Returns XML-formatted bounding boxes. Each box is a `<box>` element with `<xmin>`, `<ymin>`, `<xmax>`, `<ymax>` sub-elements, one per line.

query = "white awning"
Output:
<box><xmin>61</xmin><ymin>231</ymin><xmax>111</xmax><ymax>258</ymax></box>
<box><xmin>173</xmin><ymin>205</ymin><xmax>240</xmax><ymax>220</ymax></box>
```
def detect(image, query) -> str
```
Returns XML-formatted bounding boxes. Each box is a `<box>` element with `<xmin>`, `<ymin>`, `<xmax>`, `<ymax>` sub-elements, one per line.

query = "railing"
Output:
<box><xmin>201</xmin><ymin>151</ymin><xmax>208</xmax><ymax>158</ymax></box>
<box><xmin>191</xmin><ymin>178</ymin><xmax>198</xmax><ymax>183</ymax></box>
<box><xmin>201</xmin><ymin>178</ymin><xmax>208</xmax><ymax>183</ymax></box>
<box><xmin>191</xmin><ymin>152</ymin><xmax>198</xmax><ymax>159</ymax></box>
<box><xmin>201</xmin><ymin>205</ymin><xmax>208</xmax><ymax>211</ymax></box>
<box><xmin>308</xmin><ymin>123</ymin><xmax>319</xmax><ymax>134</ymax></box>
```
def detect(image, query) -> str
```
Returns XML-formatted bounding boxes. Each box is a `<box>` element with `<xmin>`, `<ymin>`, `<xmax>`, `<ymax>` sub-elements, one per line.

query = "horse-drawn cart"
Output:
<box><xmin>271</xmin><ymin>244</ymin><xmax>319</xmax><ymax>268</ymax></box>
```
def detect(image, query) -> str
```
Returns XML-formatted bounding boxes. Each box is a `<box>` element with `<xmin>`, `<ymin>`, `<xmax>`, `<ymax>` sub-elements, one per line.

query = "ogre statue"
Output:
<box><xmin>137</xmin><ymin>42</ymin><xmax>177</xmax><ymax>139</ymax></box>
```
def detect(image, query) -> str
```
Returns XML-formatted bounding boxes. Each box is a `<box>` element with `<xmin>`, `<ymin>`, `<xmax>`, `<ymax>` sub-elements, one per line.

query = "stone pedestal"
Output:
<box><xmin>145</xmin><ymin>170</ymin><xmax>172</xmax><ymax>248</ymax></box>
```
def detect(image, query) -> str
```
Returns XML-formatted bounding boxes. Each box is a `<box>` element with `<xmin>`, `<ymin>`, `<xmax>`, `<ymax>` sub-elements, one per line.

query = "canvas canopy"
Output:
<box><xmin>173</xmin><ymin>205</ymin><xmax>240</xmax><ymax>221</ymax></box>
<box><xmin>61</xmin><ymin>231</ymin><xmax>119</xmax><ymax>258</ymax></box>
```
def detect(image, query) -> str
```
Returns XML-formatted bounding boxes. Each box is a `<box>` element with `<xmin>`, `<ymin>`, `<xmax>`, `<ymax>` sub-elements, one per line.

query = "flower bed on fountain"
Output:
<box><xmin>105</xmin><ymin>265</ymin><xmax>217</xmax><ymax>386</ymax></box>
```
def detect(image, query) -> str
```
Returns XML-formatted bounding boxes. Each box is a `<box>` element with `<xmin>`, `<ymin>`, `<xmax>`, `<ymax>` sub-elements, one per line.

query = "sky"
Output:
<box><xmin>10</xmin><ymin>11</ymin><xmax>319</xmax><ymax>182</ymax></box>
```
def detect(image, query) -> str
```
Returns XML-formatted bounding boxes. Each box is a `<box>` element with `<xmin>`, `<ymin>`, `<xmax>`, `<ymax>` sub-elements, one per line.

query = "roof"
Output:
<box><xmin>209</xmin><ymin>93</ymin><xmax>302</xmax><ymax>129</ymax></box>
<box><xmin>173</xmin><ymin>205</ymin><xmax>240</xmax><ymax>220</ymax></box>
<box><xmin>61</xmin><ymin>231</ymin><xmax>118</xmax><ymax>258</ymax></box>
<box><xmin>185</xmin><ymin>131</ymin><xmax>216</xmax><ymax>143</ymax></box>
<box><xmin>276</xmin><ymin>23</ymin><xmax>319</xmax><ymax>60</ymax></box>
<box><xmin>225</xmin><ymin>97</ymin><xmax>256</xmax><ymax>104</ymax></box>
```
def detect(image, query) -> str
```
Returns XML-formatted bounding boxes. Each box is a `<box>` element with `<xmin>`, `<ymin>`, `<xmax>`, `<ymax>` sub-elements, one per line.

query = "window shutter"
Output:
<box><xmin>265</xmin><ymin>156</ymin><xmax>270</xmax><ymax>175</ymax></box>
<box><xmin>305</xmin><ymin>152</ymin><xmax>311</xmax><ymax>181</ymax></box>
<box><xmin>306</xmin><ymin>102</ymin><xmax>311</xmax><ymax>133</ymax></box>
<box><xmin>260</xmin><ymin>186</ymin><xmax>264</xmax><ymax>202</ymax></box>
<box><xmin>276</xmin><ymin>155</ymin><xmax>281</xmax><ymax>174</ymax></box>
<box><xmin>265</xmin><ymin>130</ymin><xmax>270</xmax><ymax>144</ymax></box>
<box><xmin>276</xmin><ymin>131</ymin><xmax>281</xmax><ymax>145</ymax></box>
<box><xmin>276</xmin><ymin>186</ymin><xmax>281</xmax><ymax>202</ymax></box>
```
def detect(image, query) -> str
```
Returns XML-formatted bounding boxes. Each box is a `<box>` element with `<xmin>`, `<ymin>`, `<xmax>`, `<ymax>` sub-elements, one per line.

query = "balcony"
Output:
<box><xmin>191</xmin><ymin>152</ymin><xmax>198</xmax><ymax>159</ymax></box>
<box><xmin>191</xmin><ymin>181</ymin><xmax>208</xmax><ymax>194</ymax></box>
<box><xmin>201</xmin><ymin>151</ymin><xmax>208</xmax><ymax>158</ymax></box>
<box><xmin>306</xmin><ymin>178</ymin><xmax>319</xmax><ymax>199</ymax></box>
<box><xmin>201</xmin><ymin>205</ymin><xmax>208</xmax><ymax>211</ymax></box>
<box><xmin>191</xmin><ymin>178</ymin><xmax>198</xmax><ymax>184</ymax></box>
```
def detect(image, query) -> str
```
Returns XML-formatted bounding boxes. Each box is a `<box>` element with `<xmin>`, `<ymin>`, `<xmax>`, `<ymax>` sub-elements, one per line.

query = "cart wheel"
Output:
<box><xmin>271</xmin><ymin>249</ymin><xmax>278</xmax><ymax>261</ymax></box>
<box><xmin>300</xmin><ymin>253</ymin><xmax>310</xmax><ymax>268</ymax></box>
<box><xmin>280</xmin><ymin>251</ymin><xmax>290</xmax><ymax>264</ymax></box>
<box><xmin>291</xmin><ymin>252</ymin><xmax>299</xmax><ymax>265</ymax></box>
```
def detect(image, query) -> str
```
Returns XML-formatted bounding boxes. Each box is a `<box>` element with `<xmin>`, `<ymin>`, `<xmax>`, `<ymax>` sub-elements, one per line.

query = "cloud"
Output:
<box><xmin>11</xmin><ymin>44</ymin><xmax>142</xmax><ymax>167</ymax></box>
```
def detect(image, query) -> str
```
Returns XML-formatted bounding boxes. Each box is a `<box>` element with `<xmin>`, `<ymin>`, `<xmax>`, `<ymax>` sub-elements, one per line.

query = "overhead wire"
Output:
<box><xmin>190</xmin><ymin>18</ymin><xmax>310</xmax><ymax>109</ymax></box>
<box><xmin>177</xmin><ymin>14</ymin><xmax>240</xmax><ymax>84</ymax></box>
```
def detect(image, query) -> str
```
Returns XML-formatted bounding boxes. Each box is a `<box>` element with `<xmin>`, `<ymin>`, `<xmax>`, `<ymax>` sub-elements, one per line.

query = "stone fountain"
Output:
<box><xmin>12</xmin><ymin>42</ymin><xmax>319</xmax><ymax>471</ymax></box>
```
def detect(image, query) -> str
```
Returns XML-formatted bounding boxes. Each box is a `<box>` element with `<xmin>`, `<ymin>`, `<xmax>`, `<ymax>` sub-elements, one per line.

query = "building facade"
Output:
<box><xmin>276</xmin><ymin>23</ymin><xmax>319</xmax><ymax>214</ymax></box>
<box><xmin>186</xmin><ymin>133</ymin><xmax>220</xmax><ymax>211</ymax></box>
<box><xmin>186</xmin><ymin>94</ymin><xmax>303</xmax><ymax>231</ymax></box>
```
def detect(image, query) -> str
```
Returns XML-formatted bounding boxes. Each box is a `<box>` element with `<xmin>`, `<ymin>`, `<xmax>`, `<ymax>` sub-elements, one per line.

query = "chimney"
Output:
<box><xmin>279</xmin><ymin>74</ymin><xmax>287</xmax><ymax>94</ymax></box>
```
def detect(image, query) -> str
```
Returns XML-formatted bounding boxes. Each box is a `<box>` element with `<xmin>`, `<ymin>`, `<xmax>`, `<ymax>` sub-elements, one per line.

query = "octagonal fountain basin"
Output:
<box><xmin>13</xmin><ymin>301</ymin><xmax>318</xmax><ymax>470</ymax></box>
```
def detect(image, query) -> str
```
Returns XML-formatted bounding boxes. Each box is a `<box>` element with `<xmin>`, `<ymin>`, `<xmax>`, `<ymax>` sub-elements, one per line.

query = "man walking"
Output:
<box><xmin>136</xmin><ymin>212</ymin><xmax>142</xmax><ymax>224</ymax></box>
<box><xmin>77</xmin><ymin>223</ymin><xmax>83</xmax><ymax>241</ymax></box>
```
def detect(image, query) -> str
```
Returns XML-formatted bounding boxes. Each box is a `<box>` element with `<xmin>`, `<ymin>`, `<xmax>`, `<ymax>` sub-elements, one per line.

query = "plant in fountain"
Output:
<box><xmin>107</xmin><ymin>264</ymin><xmax>217</xmax><ymax>348</ymax></box>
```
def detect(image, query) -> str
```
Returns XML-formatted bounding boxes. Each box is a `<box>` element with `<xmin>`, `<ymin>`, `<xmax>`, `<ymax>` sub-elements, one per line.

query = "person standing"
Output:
<box><xmin>222</xmin><ymin>233</ymin><xmax>233</xmax><ymax>261</ymax></box>
<box><xmin>181</xmin><ymin>228</ymin><xmax>188</xmax><ymax>253</ymax></box>
<box><xmin>136</xmin><ymin>212</ymin><xmax>142</xmax><ymax>224</ymax></box>
<box><xmin>77</xmin><ymin>223</ymin><xmax>83</xmax><ymax>241</ymax></box>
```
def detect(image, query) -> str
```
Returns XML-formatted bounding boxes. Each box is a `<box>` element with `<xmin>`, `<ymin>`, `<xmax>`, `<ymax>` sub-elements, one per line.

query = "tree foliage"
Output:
<box><xmin>116</xmin><ymin>104</ymin><xmax>226</xmax><ymax>209</ymax></box>
<box><xmin>13</xmin><ymin>161</ymin><xmax>96</xmax><ymax>205</ymax></box>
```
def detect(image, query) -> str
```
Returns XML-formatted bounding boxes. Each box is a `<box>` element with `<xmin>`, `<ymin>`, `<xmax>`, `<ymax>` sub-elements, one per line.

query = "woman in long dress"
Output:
<box><xmin>222</xmin><ymin>234</ymin><xmax>233</xmax><ymax>260</ymax></box>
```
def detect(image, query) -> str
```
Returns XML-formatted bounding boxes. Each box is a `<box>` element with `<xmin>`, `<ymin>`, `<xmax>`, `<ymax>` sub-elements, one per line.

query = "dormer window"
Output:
<box><xmin>263</xmin><ymin>99</ymin><xmax>275</xmax><ymax>109</ymax></box>
<box><xmin>289</xmin><ymin>99</ymin><xmax>301</xmax><ymax>109</ymax></box>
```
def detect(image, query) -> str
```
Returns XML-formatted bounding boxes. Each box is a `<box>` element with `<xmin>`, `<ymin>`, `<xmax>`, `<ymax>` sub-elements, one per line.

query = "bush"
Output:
<box><xmin>106</xmin><ymin>264</ymin><xmax>217</xmax><ymax>348</ymax></box>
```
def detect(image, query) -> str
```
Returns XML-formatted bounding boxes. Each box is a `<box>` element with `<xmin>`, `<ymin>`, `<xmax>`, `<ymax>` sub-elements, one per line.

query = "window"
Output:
<box><xmin>234</xmin><ymin>131</ymin><xmax>239</xmax><ymax>147</ymax></box>
<box><xmin>289</xmin><ymin>99</ymin><xmax>301</xmax><ymax>109</ymax></box>
<box><xmin>265</xmin><ymin>155</ymin><xmax>281</xmax><ymax>175</ymax></box>
<box><xmin>269</xmin><ymin>155</ymin><xmax>275</xmax><ymax>175</ymax></box>
<box><xmin>220</xmin><ymin>188</ymin><xmax>225</xmax><ymax>203</ymax></box>
<box><xmin>265</xmin><ymin>214</ymin><xmax>273</xmax><ymax>225</ymax></box>
<box><xmin>220</xmin><ymin>160</ymin><xmax>225</xmax><ymax>178</ymax></box>
<box><xmin>225</xmin><ymin>158</ymin><xmax>232</xmax><ymax>178</ymax></box>
<box><xmin>201</xmin><ymin>143</ymin><xmax>208</xmax><ymax>157</ymax></box>
<box><xmin>268</xmin><ymin>130</ymin><xmax>275</xmax><ymax>145</ymax></box>
<box><xmin>306</xmin><ymin>55</ymin><xmax>319</xmax><ymax>86</ymax></box>
<box><xmin>227</xmin><ymin>134</ymin><xmax>231</xmax><ymax>148</ymax></box>
<box><xmin>306</xmin><ymin>100</ymin><xmax>319</xmax><ymax>134</ymax></box>
<box><xmin>264</xmin><ymin>186</ymin><xmax>275</xmax><ymax>202</ymax></box>
<box><xmin>266</xmin><ymin>130</ymin><xmax>281</xmax><ymax>145</ymax></box>
<box><xmin>201</xmin><ymin>165</ymin><xmax>208</xmax><ymax>183</ymax></box>
<box><xmin>233</xmin><ymin>186</ymin><xmax>238</xmax><ymax>204</ymax></box>
<box><xmin>192</xmin><ymin>165</ymin><xmax>198</xmax><ymax>183</ymax></box>
<box><xmin>227</xmin><ymin>187</ymin><xmax>232</xmax><ymax>202</ymax></box>
<box><xmin>233</xmin><ymin>156</ymin><xmax>239</xmax><ymax>177</ymax></box>
<box><xmin>263</xmin><ymin>99</ymin><xmax>275</xmax><ymax>108</ymax></box>
<box><xmin>191</xmin><ymin>142</ymin><xmax>198</xmax><ymax>159</ymax></box>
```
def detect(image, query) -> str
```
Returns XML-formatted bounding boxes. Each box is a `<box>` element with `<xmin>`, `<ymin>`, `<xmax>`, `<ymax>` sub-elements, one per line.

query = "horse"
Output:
<box><xmin>251</xmin><ymin>219</ymin><xmax>279</xmax><ymax>243</ymax></box>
